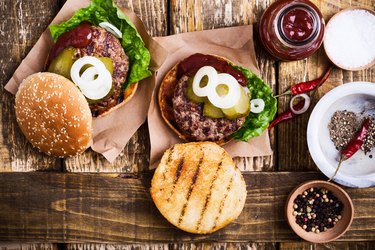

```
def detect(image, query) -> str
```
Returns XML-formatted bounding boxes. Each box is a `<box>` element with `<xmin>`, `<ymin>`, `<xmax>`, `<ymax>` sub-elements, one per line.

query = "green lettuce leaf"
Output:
<box><xmin>231</xmin><ymin>65</ymin><xmax>277</xmax><ymax>141</ymax></box>
<box><xmin>49</xmin><ymin>0</ymin><xmax>151</xmax><ymax>89</ymax></box>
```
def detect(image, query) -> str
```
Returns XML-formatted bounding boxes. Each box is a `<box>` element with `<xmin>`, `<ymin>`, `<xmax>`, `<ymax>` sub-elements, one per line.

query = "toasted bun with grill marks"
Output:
<box><xmin>15</xmin><ymin>72</ymin><xmax>93</xmax><ymax>157</ymax></box>
<box><xmin>150</xmin><ymin>142</ymin><xmax>247</xmax><ymax>234</ymax></box>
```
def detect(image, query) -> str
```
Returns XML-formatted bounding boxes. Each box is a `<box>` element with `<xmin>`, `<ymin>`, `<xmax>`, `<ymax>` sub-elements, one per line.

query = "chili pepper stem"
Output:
<box><xmin>274</xmin><ymin>90</ymin><xmax>291</xmax><ymax>98</ymax></box>
<box><xmin>328</xmin><ymin>155</ymin><xmax>345</xmax><ymax>182</ymax></box>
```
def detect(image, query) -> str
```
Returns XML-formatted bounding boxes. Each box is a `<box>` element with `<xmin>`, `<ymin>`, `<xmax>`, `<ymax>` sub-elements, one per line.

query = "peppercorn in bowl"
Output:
<box><xmin>307</xmin><ymin>82</ymin><xmax>375</xmax><ymax>187</ymax></box>
<box><xmin>286</xmin><ymin>180</ymin><xmax>354</xmax><ymax>243</ymax></box>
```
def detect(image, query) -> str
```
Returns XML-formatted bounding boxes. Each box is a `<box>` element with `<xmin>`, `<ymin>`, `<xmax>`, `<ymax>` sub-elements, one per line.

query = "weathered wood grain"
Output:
<box><xmin>280</xmin><ymin>242</ymin><xmax>375</xmax><ymax>250</ymax></box>
<box><xmin>0</xmin><ymin>0</ymin><xmax>61</xmax><ymax>172</ymax></box>
<box><xmin>0</xmin><ymin>244</ymin><xmax>57</xmax><ymax>250</ymax></box>
<box><xmin>64</xmin><ymin>0</ymin><xmax>168</xmax><ymax>173</ymax></box>
<box><xmin>170</xmin><ymin>0</ymin><xmax>278</xmax><ymax>171</ymax></box>
<box><xmin>276</xmin><ymin>0</ymin><xmax>375</xmax><ymax>171</ymax></box>
<box><xmin>0</xmin><ymin>172</ymin><xmax>374</xmax><ymax>243</ymax></box>
<box><xmin>67</xmin><ymin>242</ymin><xmax>275</xmax><ymax>250</ymax></box>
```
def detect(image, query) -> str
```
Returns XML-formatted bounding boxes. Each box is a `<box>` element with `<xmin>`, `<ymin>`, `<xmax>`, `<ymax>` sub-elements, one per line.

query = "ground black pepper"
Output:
<box><xmin>328</xmin><ymin>110</ymin><xmax>375</xmax><ymax>155</ymax></box>
<box><xmin>293</xmin><ymin>187</ymin><xmax>343</xmax><ymax>233</ymax></box>
<box><xmin>361</xmin><ymin>121</ymin><xmax>375</xmax><ymax>154</ymax></box>
<box><xmin>328</xmin><ymin>111</ymin><xmax>360</xmax><ymax>150</ymax></box>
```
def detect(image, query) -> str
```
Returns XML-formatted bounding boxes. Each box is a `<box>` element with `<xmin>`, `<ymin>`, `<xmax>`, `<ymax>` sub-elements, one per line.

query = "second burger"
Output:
<box><xmin>159</xmin><ymin>53</ymin><xmax>277</xmax><ymax>144</ymax></box>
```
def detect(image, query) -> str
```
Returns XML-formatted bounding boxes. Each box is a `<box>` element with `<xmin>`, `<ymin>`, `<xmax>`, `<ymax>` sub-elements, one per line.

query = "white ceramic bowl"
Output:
<box><xmin>307</xmin><ymin>82</ymin><xmax>375</xmax><ymax>188</ymax></box>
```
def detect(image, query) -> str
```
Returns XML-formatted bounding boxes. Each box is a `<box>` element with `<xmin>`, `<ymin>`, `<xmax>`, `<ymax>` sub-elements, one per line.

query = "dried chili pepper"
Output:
<box><xmin>329</xmin><ymin>118</ymin><xmax>372</xmax><ymax>181</ymax></box>
<box><xmin>268</xmin><ymin>99</ymin><xmax>305</xmax><ymax>130</ymax></box>
<box><xmin>276</xmin><ymin>65</ymin><xmax>333</xmax><ymax>97</ymax></box>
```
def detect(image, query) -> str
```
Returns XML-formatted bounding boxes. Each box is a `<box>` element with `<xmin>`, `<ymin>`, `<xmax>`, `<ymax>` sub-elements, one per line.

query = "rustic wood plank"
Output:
<box><xmin>0</xmin><ymin>0</ymin><xmax>61</xmax><ymax>172</ymax></box>
<box><xmin>67</xmin><ymin>242</ymin><xmax>275</xmax><ymax>250</ymax></box>
<box><xmin>277</xmin><ymin>0</ymin><xmax>375</xmax><ymax>171</ymax></box>
<box><xmin>280</xmin><ymin>242</ymin><xmax>375</xmax><ymax>250</ymax></box>
<box><xmin>170</xmin><ymin>0</ymin><xmax>278</xmax><ymax>171</ymax></box>
<box><xmin>0</xmin><ymin>244</ymin><xmax>57</xmax><ymax>250</ymax></box>
<box><xmin>0</xmin><ymin>244</ymin><xmax>58</xmax><ymax>250</ymax></box>
<box><xmin>0</xmin><ymin>172</ymin><xmax>373</xmax><ymax>243</ymax></box>
<box><xmin>64</xmin><ymin>0</ymin><xmax>168</xmax><ymax>173</ymax></box>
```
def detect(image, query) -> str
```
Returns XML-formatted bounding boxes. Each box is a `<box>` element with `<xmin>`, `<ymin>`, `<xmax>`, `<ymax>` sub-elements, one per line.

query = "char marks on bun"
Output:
<box><xmin>150</xmin><ymin>142</ymin><xmax>247</xmax><ymax>234</ymax></box>
<box><xmin>15</xmin><ymin>72</ymin><xmax>93</xmax><ymax>157</ymax></box>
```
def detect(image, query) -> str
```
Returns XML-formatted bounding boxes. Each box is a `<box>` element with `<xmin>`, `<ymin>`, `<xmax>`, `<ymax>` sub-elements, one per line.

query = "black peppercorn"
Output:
<box><xmin>293</xmin><ymin>187</ymin><xmax>344</xmax><ymax>233</ymax></box>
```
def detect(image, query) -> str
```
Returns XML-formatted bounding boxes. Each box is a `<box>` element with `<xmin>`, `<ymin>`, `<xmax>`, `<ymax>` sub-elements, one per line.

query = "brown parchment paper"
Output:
<box><xmin>148</xmin><ymin>25</ymin><xmax>273</xmax><ymax>169</ymax></box>
<box><xmin>4</xmin><ymin>0</ymin><xmax>167</xmax><ymax>162</ymax></box>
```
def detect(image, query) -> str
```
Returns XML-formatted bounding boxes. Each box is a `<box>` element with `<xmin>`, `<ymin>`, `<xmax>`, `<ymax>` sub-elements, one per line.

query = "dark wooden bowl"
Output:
<box><xmin>285</xmin><ymin>180</ymin><xmax>354</xmax><ymax>243</ymax></box>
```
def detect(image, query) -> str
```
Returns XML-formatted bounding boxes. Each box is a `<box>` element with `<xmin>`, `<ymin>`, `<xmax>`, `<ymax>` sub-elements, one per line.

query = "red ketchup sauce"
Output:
<box><xmin>47</xmin><ymin>22</ymin><xmax>93</xmax><ymax>64</ymax></box>
<box><xmin>282</xmin><ymin>8</ymin><xmax>314</xmax><ymax>42</ymax></box>
<box><xmin>177</xmin><ymin>53</ymin><xmax>247</xmax><ymax>86</ymax></box>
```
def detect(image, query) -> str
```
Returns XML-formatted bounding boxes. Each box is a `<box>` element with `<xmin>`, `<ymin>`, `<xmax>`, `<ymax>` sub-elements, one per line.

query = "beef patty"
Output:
<box><xmin>173</xmin><ymin>75</ymin><xmax>246</xmax><ymax>141</ymax></box>
<box><xmin>74</xmin><ymin>26</ymin><xmax>129</xmax><ymax>116</ymax></box>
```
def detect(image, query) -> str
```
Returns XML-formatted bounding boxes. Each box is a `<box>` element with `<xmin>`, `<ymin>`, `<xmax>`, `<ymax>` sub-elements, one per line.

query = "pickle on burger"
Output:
<box><xmin>47</xmin><ymin>0</ymin><xmax>151</xmax><ymax>117</ymax></box>
<box><xmin>159</xmin><ymin>53</ymin><xmax>277</xmax><ymax>144</ymax></box>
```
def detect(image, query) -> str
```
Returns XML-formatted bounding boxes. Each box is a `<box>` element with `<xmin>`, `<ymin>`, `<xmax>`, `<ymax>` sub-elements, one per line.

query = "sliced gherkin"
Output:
<box><xmin>47</xmin><ymin>47</ymin><xmax>75</xmax><ymax>80</ymax></box>
<box><xmin>222</xmin><ymin>87</ymin><xmax>250</xmax><ymax>120</ymax></box>
<box><xmin>203</xmin><ymin>102</ymin><xmax>225</xmax><ymax>119</ymax></box>
<box><xmin>185</xmin><ymin>77</ymin><xmax>207</xmax><ymax>103</ymax></box>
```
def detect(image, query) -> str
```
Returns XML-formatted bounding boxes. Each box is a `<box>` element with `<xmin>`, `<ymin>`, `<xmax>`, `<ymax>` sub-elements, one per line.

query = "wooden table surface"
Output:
<box><xmin>1</xmin><ymin>0</ymin><xmax>375</xmax><ymax>249</ymax></box>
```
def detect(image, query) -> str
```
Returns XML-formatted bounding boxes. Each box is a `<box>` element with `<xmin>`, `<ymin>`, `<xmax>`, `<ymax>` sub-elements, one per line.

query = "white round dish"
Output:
<box><xmin>307</xmin><ymin>82</ymin><xmax>375</xmax><ymax>188</ymax></box>
<box><xmin>323</xmin><ymin>8</ymin><xmax>375</xmax><ymax>71</ymax></box>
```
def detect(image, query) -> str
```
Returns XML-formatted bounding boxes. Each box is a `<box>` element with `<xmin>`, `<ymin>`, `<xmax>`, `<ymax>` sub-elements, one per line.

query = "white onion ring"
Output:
<box><xmin>192</xmin><ymin>66</ymin><xmax>218</xmax><ymax>97</ymax></box>
<box><xmin>70</xmin><ymin>56</ymin><xmax>112</xmax><ymax>100</ymax></box>
<box><xmin>290</xmin><ymin>93</ymin><xmax>311</xmax><ymax>114</ymax></box>
<box><xmin>207</xmin><ymin>73</ymin><xmax>241</xmax><ymax>109</ymax></box>
<box><xmin>99</xmin><ymin>22</ymin><xmax>122</xmax><ymax>38</ymax></box>
<box><xmin>250</xmin><ymin>99</ymin><xmax>265</xmax><ymax>113</ymax></box>
<box><xmin>81</xmin><ymin>66</ymin><xmax>98</xmax><ymax>81</ymax></box>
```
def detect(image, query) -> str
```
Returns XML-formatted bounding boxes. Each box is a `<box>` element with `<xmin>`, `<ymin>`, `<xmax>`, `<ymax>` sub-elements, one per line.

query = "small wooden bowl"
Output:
<box><xmin>323</xmin><ymin>7</ymin><xmax>375</xmax><ymax>71</ymax></box>
<box><xmin>285</xmin><ymin>180</ymin><xmax>354</xmax><ymax>243</ymax></box>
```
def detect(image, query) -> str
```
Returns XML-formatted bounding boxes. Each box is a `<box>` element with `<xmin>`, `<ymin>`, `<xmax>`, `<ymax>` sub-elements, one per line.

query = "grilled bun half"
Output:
<box><xmin>150</xmin><ymin>142</ymin><xmax>247</xmax><ymax>234</ymax></box>
<box><xmin>15</xmin><ymin>72</ymin><xmax>93</xmax><ymax>157</ymax></box>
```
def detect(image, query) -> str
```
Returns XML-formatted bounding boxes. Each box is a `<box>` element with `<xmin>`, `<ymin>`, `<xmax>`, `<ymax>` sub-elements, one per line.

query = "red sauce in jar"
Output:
<box><xmin>259</xmin><ymin>0</ymin><xmax>325</xmax><ymax>61</ymax></box>
<box><xmin>48</xmin><ymin>22</ymin><xmax>93</xmax><ymax>64</ymax></box>
<box><xmin>177</xmin><ymin>53</ymin><xmax>247</xmax><ymax>86</ymax></box>
<box><xmin>282</xmin><ymin>8</ymin><xmax>314</xmax><ymax>42</ymax></box>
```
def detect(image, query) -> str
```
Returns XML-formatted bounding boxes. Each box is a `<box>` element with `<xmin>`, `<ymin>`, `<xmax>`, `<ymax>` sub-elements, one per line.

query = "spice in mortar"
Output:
<box><xmin>362</xmin><ymin>120</ymin><xmax>375</xmax><ymax>154</ymax></box>
<box><xmin>328</xmin><ymin>111</ymin><xmax>360</xmax><ymax>150</ymax></box>
<box><xmin>293</xmin><ymin>187</ymin><xmax>343</xmax><ymax>233</ymax></box>
<box><xmin>328</xmin><ymin>110</ymin><xmax>375</xmax><ymax>155</ymax></box>
<box><xmin>324</xmin><ymin>9</ymin><xmax>375</xmax><ymax>69</ymax></box>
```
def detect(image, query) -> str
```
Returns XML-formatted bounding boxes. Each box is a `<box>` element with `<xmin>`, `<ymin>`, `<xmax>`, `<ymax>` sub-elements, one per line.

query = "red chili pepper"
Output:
<box><xmin>268</xmin><ymin>99</ymin><xmax>305</xmax><ymax>130</ymax></box>
<box><xmin>276</xmin><ymin>65</ymin><xmax>333</xmax><ymax>97</ymax></box>
<box><xmin>329</xmin><ymin>118</ymin><xmax>372</xmax><ymax>181</ymax></box>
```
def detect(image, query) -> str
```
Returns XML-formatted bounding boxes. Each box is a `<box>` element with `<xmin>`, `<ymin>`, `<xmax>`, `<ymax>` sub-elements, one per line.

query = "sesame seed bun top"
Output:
<box><xmin>15</xmin><ymin>72</ymin><xmax>93</xmax><ymax>157</ymax></box>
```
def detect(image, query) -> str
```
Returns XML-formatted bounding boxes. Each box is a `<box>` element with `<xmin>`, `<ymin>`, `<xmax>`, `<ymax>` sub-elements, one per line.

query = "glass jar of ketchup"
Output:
<box><xmin>259</xmin><ymin>0</ymin><xmax>325</xmax><ymax>61</ymax></box>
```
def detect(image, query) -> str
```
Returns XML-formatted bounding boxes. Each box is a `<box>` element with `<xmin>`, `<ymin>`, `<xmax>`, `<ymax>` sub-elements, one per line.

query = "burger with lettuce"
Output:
<box><xmin>159</xmin><ymin>53</ymin><xmax>277</xmax><ymax>144</ymax></box>
<box><xmin>47</xmin><ymin>0</ymin><xmax>151</xmax><ymax>117</ymax></box>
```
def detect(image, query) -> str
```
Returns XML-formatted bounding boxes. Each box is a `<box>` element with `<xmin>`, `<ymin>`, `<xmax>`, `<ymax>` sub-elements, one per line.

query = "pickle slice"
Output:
<box><xmin>222</xmin><ymin>87</ymin><xmax>250</xmax><ymax>120</ymax></box>
<box><xmin>203</xmin><ymin>102</ymin><xmax>225</xmax><ymax>119</ymax></box>
<box><xmin>216</xmin><ymin>84</ymin><xmax>229</xmax><ymax>96</ymax></box>
<box><xmin>80</xmin><ymin>57</ymin><xmax>114</xmax><ymax>76</ymax></box>
<box><xmin>186</xmin><ymin>77</ymin><xmax>207</xmax><ymax>103</ymax></box>
<box><xmin>48</xmin><ymin>47</ymin><xmax>75</xmax><ymax>80</ymax></box>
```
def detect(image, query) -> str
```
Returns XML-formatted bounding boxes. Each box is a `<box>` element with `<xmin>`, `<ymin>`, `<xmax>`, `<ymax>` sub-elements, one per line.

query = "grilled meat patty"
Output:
<box><xmin>74</xmin><ymin>26</ymin><xmax>129</xmax><ymax>116</ymax></box>
<box><xmin>150</xmin><ymin>142</ymin><xmax>247</xmax><ymax>234</ymax></box>
<box><xmin>172</xmin><ymin>75</ymin><xmax>246</xmax><ymax>141</ymax></box>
